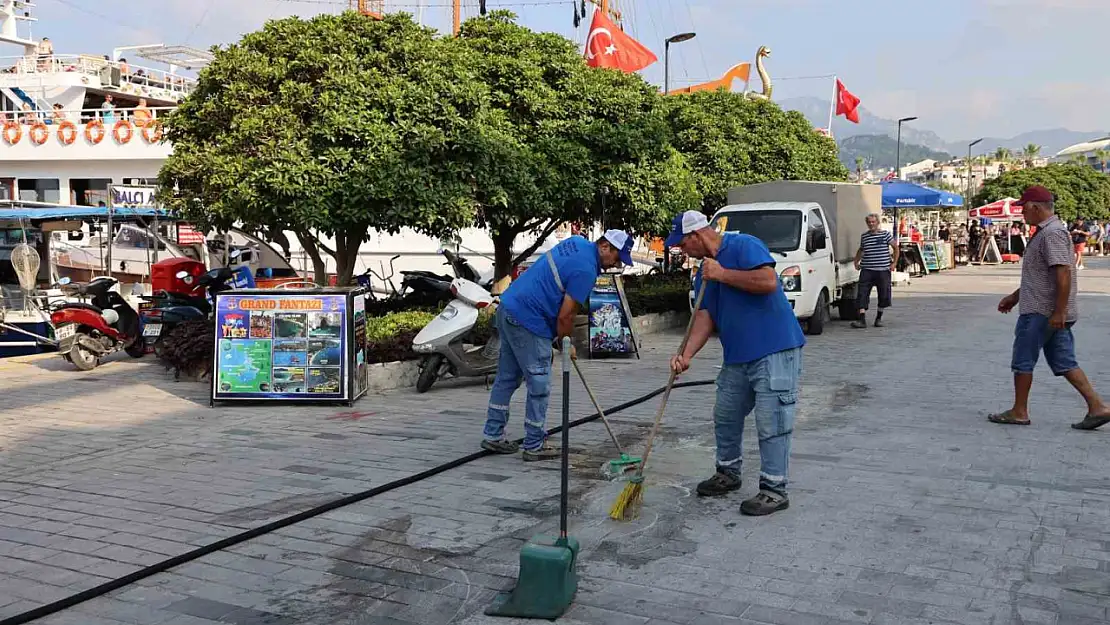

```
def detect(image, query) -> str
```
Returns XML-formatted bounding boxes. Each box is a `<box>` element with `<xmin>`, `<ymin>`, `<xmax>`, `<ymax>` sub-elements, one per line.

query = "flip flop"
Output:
<box><xmin>1071</xmin><ymin>414</ymin><xmax>1110</xmax><ymax>431</ymax></box>
<box><xmin>988</xmin><ymin>411</ymin><xmax>1031</xmax><ymax>426</ymax></box>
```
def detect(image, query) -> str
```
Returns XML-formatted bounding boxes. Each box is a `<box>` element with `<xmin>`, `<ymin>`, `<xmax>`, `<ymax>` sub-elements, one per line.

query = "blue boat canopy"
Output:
<box><xmin>880</xmin><ymin>180</ymin><xmax>964</xmax><ymax>208</ymax></box>
<box><xmin>0</xmin><ymin>204</ymin><xmax>173</xmax><ymax>221</ymax></box>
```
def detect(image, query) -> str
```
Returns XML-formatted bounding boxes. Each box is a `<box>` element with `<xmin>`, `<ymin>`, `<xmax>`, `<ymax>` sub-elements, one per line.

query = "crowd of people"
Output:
<box><xmin>2</xmin><ymin>96</ymin><xmax>156</xmax><ymax>127</ymax></box>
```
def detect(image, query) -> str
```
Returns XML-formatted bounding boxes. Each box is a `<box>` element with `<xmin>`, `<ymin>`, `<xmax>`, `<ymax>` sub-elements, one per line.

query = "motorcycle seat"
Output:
<box><xmin>60</xmin><ymin>302</ymin><xmax>103</xmax><ymax>314</ymax></box>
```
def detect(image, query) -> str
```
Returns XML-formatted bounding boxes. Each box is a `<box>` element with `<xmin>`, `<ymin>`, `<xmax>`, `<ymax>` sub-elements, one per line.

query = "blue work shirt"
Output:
<box><xmin>695</xmin><ymin>232</ymin><xmax>805</xmax><ymax>365</ymax></box>
<box><xmin>501</xmin><ymin>236</ymin><xmax>600</xmax><ymax>339</ymax></box>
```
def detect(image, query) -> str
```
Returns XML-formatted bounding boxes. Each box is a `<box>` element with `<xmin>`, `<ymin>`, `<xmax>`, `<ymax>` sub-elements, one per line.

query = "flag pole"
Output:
<box><xmin>826</xmin><ymin>74</ymin><xmax>837</xmax><ymax>134</ymax></box>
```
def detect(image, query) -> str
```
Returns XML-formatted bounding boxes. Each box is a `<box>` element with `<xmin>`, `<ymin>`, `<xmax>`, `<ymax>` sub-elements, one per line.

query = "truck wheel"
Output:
<box><xmin>805</xmin><ymin>292</ymin><xmax>829</xmax><ymax>336</ymax></box>
<box><xmin>837</xmin><ymin>297</ymin><xmax>860</xmax><ymax>321</ymax></box>
<box><xmin>416</xmin><ymin>354</ymin><xmax>444</xmax><ymax>393</ymax></box>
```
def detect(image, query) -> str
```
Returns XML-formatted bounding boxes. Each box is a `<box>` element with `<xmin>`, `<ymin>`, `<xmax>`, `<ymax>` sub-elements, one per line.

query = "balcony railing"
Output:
<box><xmin>0</xmin><ymin>55</ymin><xmax>196</xmax><ymax>97</ymax></box>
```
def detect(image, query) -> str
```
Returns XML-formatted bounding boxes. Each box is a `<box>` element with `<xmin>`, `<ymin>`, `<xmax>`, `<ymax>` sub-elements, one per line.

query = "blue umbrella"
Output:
<box><xmin>880</xmin><ymin>180</ymin><xmax>964</xmax><ymax>208</ymax></box>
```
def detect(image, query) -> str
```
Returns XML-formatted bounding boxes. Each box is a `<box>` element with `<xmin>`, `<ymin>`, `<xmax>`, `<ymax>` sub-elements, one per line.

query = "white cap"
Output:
<box><xmin>665</xmin><ymin>210</ymin><xmax>711</xmax><ymax>247</ymax></box>
<box><xmin>601</xmin><ymin>229</ymin><xmax>634</xmax><ymax>266</ymax></box>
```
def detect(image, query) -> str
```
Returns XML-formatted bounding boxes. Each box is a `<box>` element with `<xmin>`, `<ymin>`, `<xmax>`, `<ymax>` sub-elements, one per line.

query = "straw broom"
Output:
<box><xmin>609</xmin><ymin>279</ymin><xmax>708</xmax><ymax>521</ymax></box>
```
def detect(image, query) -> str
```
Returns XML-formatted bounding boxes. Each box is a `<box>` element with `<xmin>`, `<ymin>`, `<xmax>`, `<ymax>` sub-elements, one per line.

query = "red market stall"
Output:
<box><xmin>969</xmin><ymin>198</ymin><xmax>1022</xmax><ymax>221</ymax></box>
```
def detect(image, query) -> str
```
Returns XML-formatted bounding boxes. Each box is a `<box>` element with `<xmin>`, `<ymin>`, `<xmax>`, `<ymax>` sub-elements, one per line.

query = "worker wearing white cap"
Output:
<box><xmin>666</xmin><ymin>210</ymin><xmax>805</xmax><ymax>516</ymax></box>
<box><xmin>481</xmin><ymin>229</ymin><xmax>634</xmax><ymax>461</ymax></box>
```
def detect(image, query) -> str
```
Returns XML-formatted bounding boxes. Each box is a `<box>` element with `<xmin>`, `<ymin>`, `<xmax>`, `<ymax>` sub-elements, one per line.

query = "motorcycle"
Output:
<box><xmin>140</xmin><ymin>267</ymin><xmax>235</xmax><ymax>357</ymax></box>
<box><xmin>50</xmin><ymin>276</ymin><xmax>146</xmax><ymax>371</ymax></box>
<box><xmin>411</xmin><ymin>277</ymin><xmax>500</xmax><ymax>393</ymax></box>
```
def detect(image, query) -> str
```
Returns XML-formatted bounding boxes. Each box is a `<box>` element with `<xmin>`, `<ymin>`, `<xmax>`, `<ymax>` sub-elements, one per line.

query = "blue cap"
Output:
<box><xmin>664</xmin><ymin>210</ymin><xmax>710</xmax><ymax>247</ymax></box>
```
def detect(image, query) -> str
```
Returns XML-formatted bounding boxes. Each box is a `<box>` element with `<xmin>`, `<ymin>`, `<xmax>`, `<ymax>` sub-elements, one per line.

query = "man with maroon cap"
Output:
<box><xmin>989</xmin><ymin>185</ymin><xmax>1110</xmax><ymax>430</ymax></box>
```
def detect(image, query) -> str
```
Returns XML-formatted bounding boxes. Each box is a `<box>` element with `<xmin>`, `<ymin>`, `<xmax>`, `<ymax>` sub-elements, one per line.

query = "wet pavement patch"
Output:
<box><xmin>167</xmin><ymin>597</ymin><xmax>294</xmax><ymax>625</ymax></box>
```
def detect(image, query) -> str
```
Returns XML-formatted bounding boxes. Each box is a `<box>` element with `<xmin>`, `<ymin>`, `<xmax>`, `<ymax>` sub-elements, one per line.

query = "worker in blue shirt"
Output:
<box><xmin>482</xmin><ymin>230</ymin><xmax>634</xmax><ymax>461</ymax></box>
<box><xmin>666</xmin><ymin>211</ymin><xmax>805</xmax><ymax>516</ymax></box>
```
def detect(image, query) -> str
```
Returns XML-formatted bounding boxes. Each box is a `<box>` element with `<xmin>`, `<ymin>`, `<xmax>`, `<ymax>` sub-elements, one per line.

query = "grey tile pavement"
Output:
<box><xmin>2</xmin><ymin>261</ymin><xmax>1110</xmax><ymax>624</ymax></box>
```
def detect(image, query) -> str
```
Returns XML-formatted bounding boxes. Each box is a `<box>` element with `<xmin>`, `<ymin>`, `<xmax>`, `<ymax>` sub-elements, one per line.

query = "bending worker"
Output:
<box><xmin>667</xmin><ymin>211</ymin><xmax>805</xmax><ymax>517</ymax></box>
<box><xmin>480</xmin><ymin>230</ymin><xmax>634</xmax><ymax>461</ymax></box>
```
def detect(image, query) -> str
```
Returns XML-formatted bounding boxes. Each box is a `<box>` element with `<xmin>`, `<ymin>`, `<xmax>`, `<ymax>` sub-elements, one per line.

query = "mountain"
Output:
<box><xmin>837</xmin><ymin>135</ymin><xmax>952</xmax><ymax>171</ymax></box>
<box><xmin>779</xmin><ymin>96</ymin><xmax>1108</xmax><ymax>157</ymax></box>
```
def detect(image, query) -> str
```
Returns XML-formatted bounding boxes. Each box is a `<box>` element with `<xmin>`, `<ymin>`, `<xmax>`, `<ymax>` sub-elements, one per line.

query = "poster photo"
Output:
<box><xmin>588</xmin><ymin>274</ymin><xmax>637</xmax><ymax>357</ymax></box>
<box><xmin>212</xmin><ymin>293</ymin><xmax>348</xmax><ymax>401</ymax></box>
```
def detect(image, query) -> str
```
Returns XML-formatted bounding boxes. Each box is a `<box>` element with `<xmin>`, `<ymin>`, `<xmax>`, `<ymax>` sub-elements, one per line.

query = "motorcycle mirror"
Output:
<box><xmin>57</xmin><ymin>277</ymin><xmax>72</xmax><ymax>286</ymax></box>
<box><xmin>175</xmin><ymin>270</ymin><xmax>189</xmax><ymax>279</ymax></box>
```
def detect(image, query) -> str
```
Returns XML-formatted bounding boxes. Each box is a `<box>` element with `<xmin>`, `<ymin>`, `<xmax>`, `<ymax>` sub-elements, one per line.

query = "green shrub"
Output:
<box><xmin>621</xmin><ymin>271</ymin><xmax>691</xmax><ymax>316</ymax></box>
<box><xmin>366</xmin><ymin>310</ymin><xmax>436</xmax><ymax>343</ymax></box>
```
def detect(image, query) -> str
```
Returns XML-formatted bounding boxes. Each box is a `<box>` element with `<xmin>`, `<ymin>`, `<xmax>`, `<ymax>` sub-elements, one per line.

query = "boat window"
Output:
<box><xmin>16</xmin><ymin>179</ymin><xmax>60</xmax><ymax>203</ymax></box>
<box><xmin>113</xmin><ymin>226</ymin><xmax>164</xmax><ymax>251</ymax></box>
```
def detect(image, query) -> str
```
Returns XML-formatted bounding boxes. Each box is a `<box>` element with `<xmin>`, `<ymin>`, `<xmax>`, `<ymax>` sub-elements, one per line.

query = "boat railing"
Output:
<box><xmin>1</xmin><ymin>105</ymin><xmax>176</xmax><ymax>125</ymax></box>
<box><xmin>0</xmin><ymin>54</ymin><xmax>196</xmax><ymax>95</ymax></box>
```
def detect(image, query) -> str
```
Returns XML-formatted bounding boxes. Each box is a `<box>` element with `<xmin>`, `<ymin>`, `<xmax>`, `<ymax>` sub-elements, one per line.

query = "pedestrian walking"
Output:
<box><xmin>851</xmin><ymin>213</ymin><xmax>899</xmax><ymax>328</ymax></box>
<box><xmin>988</xmin><ymin>185</ymin><xmax>1110</xmax><ymax>429</ymax></box>
<box><xmin>1069</xmin><ymin>216</ymin><xmax>1088</xmax><ymax>269</ymax></box>
<box><xmin>480</xmin><ymin>230</ymin><xmax>634</xmax><ymax>460</ymax></box>
<box><xmin>666</xmin><ymin>211</ymin><xmax>805</xmax><ymax>516</ymax></box>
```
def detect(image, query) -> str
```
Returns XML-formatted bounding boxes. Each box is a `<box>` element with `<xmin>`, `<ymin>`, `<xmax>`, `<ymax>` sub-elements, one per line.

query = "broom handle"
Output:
<box><xmin>636</xmin><ymin>279</ymin><xmax>708</xmax><ymax>474</ymax></box>
<box><xmin>572</xmin><ymin>359</ymin><xmax>625</xmax><ymax>456</ymax></box>
<box><xmin>560</xmin><ymin>337</ymin><xmax>571</xmax><ymax>539</ymax></box>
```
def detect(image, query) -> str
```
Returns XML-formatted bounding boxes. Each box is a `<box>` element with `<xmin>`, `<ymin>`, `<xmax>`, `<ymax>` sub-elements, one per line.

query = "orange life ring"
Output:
<box><xmin>141</xmin><ymin>119</ymin><xmax>164</xmax><ymax>143</ymax></box>
<box><xmin>28</xmin><ymin>122</ymin><xmax>49</xmax><ymax>145</ymax></box>
<box><xmin>112</xmin><ymin>119</ymin><xmax>133</xmax><ymax>144</ymax></box>
<box><xmin>57</xmin><ymin>120</ymin><xmax>77</xmax><ymax>145</ymax></box>
<box><xmin>85</xmin><ymin>119</ymin><xmax>105</xmax><ymax>144</ymax></box>
<box><xmin>1</xmin><ymin>121</ymin><xmax>20</xmax><ymax>145</ymax></box>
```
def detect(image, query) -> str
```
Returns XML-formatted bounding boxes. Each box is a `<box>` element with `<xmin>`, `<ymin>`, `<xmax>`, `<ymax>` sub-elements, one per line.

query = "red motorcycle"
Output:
<box><xmin>50</xmin><ymin>277</ymin><xmax>145</xmax><ymax>371</ymax></box>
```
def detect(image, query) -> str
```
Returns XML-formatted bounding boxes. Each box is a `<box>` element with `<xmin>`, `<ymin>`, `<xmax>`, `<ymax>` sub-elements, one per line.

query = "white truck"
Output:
<box><xmin>691</xmin><ymin>181</ymin><xmax>880</xmax><ymax>335</ymax></box>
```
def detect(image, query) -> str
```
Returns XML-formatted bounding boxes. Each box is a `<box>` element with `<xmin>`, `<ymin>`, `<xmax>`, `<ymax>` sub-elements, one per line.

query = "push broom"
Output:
<box><xmin>572</xmin><ymin>359</ymin><xmax>642</xmax><ymax>479</ymax></box>
<box><xmin>609</xmin><ymin>279</ymin><xmax>708</xmax><ymax>522</ymax></box>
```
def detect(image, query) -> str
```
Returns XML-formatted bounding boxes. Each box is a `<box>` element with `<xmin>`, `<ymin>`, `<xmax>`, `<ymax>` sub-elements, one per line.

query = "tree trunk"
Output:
<box><xmin>294</xmin><ymin>230</ymin><xmax>328</xmax><ymax>285</ymax></box>
<box><xmin>491</xmin><ymin>229</ymin><xmax>517</xmax><ymax>282</ymax></box>
<box><xmin>333</xmin><ymin>233</ymin><xmax>360</xmax><ymax>287</ymax></box>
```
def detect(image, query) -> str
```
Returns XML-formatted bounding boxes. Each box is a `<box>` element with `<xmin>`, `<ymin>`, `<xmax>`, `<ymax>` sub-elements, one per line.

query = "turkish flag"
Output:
<box><xmin>584</xmin><ymin>10</ymin><xmax>657</xmax><ymax>73</ymax></box>
<box><xmin>835</xmin><ymin>79</ymin><xmax>861</xmax><ymax>124</ymax></box>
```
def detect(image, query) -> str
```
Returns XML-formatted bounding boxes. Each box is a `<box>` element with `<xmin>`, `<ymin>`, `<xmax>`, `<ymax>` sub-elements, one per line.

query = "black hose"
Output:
<box><xmin>1</xmin><ymin>378</ymin><xmax>715</xmax><ymax>625</ymax></box>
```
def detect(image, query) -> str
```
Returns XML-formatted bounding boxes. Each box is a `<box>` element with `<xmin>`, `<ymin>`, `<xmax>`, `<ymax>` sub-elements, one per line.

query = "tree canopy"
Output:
<box><xmin>158</xmin><ymin>12</ymin><xmax>486</xmax><ymax>284</ymax></box>
<box><xmin>453</xmin><ymin>11</ymin><xmax>697</xmax><ymax>278</ymax></box>
<box><xmin>666</xmin><ymin>90</ymin><xmax>849</xmax><ymax>214</ymax></box>
<box><xmin>974</xmin><ymin>163</ymin><xmax>1110</xmax><ymax>221</ymax></box>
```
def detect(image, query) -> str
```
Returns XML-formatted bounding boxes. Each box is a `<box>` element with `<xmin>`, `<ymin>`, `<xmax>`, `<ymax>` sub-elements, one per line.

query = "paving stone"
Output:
<box><xmin>4</xmin><ymin>264</ymin><xmax>1110</xmax><ymax>624</ymax></box>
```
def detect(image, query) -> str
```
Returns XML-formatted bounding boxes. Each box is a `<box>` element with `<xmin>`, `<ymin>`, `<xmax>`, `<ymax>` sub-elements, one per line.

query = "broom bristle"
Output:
<box><xmin>608</xmin><ymin>480</ymin><xmax>644</xmax><ymax>521</ymax></box>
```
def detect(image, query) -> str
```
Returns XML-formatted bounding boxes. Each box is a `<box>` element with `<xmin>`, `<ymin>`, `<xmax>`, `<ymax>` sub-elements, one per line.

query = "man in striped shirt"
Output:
<box><xmin>851</xmin><ymin>213</ymin><xmax>899</xmax><ymax>328</ymax></box>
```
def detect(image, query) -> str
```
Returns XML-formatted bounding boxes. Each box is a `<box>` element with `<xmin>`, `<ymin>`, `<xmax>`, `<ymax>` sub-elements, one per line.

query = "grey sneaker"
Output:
<box><xmin>696</xmin><ymin>471</ymin><xmax>741</xmax><ymax>497</ymax></box>
<box><xmin>740</xmin><ymin>490</ymin><xmax>789</xmax><ymax>516</ymax></box>
<box><xmin>850</xmin><ymin>320</ymin><xmax>867</xmax><ymax>329</ymax></box>
<box><xmin>522</xmin><ymin>444</ymin><xmax>560</xmax><ymax>462</ymax></box>
<box><xmin>481</xmin><ymin>439</ymin><xmax>520</xmax><ymax>454</ymax></box>
<box><xmin>873</xmin><ymin>318</ymin><xmax>884</xmax><ymax>327</ymax></box>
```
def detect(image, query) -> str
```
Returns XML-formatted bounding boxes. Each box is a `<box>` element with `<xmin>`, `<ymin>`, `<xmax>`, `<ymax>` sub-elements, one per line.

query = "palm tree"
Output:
<box><xmin>854</xmin><ymin>156</ymin><xmax>865</xmax><ymax>181</ymax></box>
<box><xmin>994</xmin><ymin>147</ymin><xmax>1012</xmax><ymax>163</ymax></box>
<box><xmin>1071</xmin><ymin>153</ymin><xmax>1089</xmax><ymax>166</ymax></box>
<box><xmin>1023</xmin><ymin>143</ymin><xmax>1041</xmax><ymax>167</ymax></box>
<box><xmin>1095</xmin><ymin>148</ymin><xmax>1109</xmax><ymax>173</ymax></box>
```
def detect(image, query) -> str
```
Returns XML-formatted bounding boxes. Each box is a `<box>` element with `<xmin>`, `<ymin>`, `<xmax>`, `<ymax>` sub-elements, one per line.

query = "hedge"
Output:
<box><xmin>622</xmin><ymin>271</ymin><xmax>691</xmax><ymax>316</ymax></box>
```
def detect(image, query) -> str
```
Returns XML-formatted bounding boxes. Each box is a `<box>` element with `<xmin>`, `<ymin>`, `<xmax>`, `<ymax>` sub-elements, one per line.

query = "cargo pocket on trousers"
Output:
<box><xmin>763</xmin><ymin>390</ymin><xmax>797</xmax><ymax>441</ymax></box>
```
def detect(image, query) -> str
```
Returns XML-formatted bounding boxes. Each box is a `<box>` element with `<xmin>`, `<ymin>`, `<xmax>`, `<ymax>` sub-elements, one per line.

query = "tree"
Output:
<box><xmin>1023</xmin><ymin>143</ymin><xmax>1041</xmax><ymax>167</ymax></box>
<box><xmin>1095</xmin><ymin>149</ymin><xmax>1109</xmax><ymax>173</ymax></box>
<box><xmin>158</xmin><ymin>12</ymin><xmax>485</xmax><ymax>285</ymax></box>
<box><xmin>667</xmin><ymin>90</ymin><xmax>849</xmax><ymax>214</ymax></box>
<box><xmin>854</xmin><ymin>156</ymin><xmax>865</xmax><ymax>181</ymax></box>
<box><xmin>994</xmin><ymin>146</ymin><xmax>1012</xmax><ymax>163</ymax></box>
<box><xmin>974</xmin><ymin>163</ymin><xmax>1110</xmax><ymax>221</ymax></box>
<box><xmin>452</xmin><ymin>12</ymin><xmax>696</xmax><ymax>279</ymax></box>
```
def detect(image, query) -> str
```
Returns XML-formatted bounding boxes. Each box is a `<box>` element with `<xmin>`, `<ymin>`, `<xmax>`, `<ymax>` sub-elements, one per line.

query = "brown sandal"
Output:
<box><xmin>988</xmin><ymin>410</ymin><xmax>1030</xmax><ymax>426</ymax></box>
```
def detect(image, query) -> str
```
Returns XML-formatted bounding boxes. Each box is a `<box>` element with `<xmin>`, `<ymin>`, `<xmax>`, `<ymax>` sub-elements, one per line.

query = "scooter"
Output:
<box><xmin>411</xmin><ymin>277</ymin><xmax>500</xmax><ymax>393</ymax></box>
<box><xmin>50</xmin><ymin>276</ymin><xmax>146</xmax><ymax>371</ymax></box>
<box><xmin>140</xmin><ymin>267</ymin><xmax>235</xmax><ymax>357</ymax></box>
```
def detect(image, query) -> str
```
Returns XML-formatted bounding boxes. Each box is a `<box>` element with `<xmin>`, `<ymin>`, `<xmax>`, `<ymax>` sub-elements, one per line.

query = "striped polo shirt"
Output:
<box><xmin>859</xmin><ymin>229</ymin><xmax>894</xmax><ymax>270</ymax></box>
<box><xmin>1020</xmin><ymin>216</ymin><xmax>1077</xmax><ymax>322</ymax></box>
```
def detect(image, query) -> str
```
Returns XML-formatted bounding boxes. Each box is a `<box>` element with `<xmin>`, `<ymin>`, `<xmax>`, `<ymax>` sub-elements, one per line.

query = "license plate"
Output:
<box><xmin>142</xmin><ymin>323</ymin><xmax>163</xmax><ymax>337</ymax></box>
<box><xmin>54</xmin><ymin>323</ymin><xmax>76</xmax><ymax>341</ymax></box>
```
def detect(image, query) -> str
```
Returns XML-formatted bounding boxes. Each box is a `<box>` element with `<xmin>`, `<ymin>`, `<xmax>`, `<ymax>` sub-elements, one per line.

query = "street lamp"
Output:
<box><xmin>664</xmin><ymin>32</ymin><xmax>697</xmax><ymax>96</ymax></box>
<box><xmin>967</xmin><ymin>138</ymin><xmax>983</xmax><ymax>209</ymax></box>
<box><xmin>893</xmin><ymin>116</ymin><xmax>917</xmax><ymax>242</ymax></box>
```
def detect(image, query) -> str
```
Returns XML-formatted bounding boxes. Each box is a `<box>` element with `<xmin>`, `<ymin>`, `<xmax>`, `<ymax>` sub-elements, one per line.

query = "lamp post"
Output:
<box><xmin>893</xmin><ymin>116</ymin><xmax>917</xmax><ymax>241</ymax></box>
<box><xmin>664</xmin><ymin>32</ymin><xmax>696</xmax><ymax>96</ymax></box>
<box><xmin>967</xmin><ymin>138</ymin><xmax>983</xmax><ymax>210</ymax></box>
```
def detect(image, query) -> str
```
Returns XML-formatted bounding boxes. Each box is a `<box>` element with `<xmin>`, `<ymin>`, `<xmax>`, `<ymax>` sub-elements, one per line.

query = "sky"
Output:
<box><xmin>18</xmin><ymin>0</ymin><xmax>1109</xmax><ymax>141</ymax></box>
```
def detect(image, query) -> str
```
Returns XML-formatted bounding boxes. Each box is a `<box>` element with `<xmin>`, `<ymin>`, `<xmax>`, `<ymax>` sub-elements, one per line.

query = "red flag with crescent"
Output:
<box><xmin>835</xmin><ymin>78</ymin><xmax>861</xmax><ymax>124</ymax></box>
<box><xmin>584</xmin><ymin>10</ymin><xmax>657</xmax><ymax>73</ymax></box>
